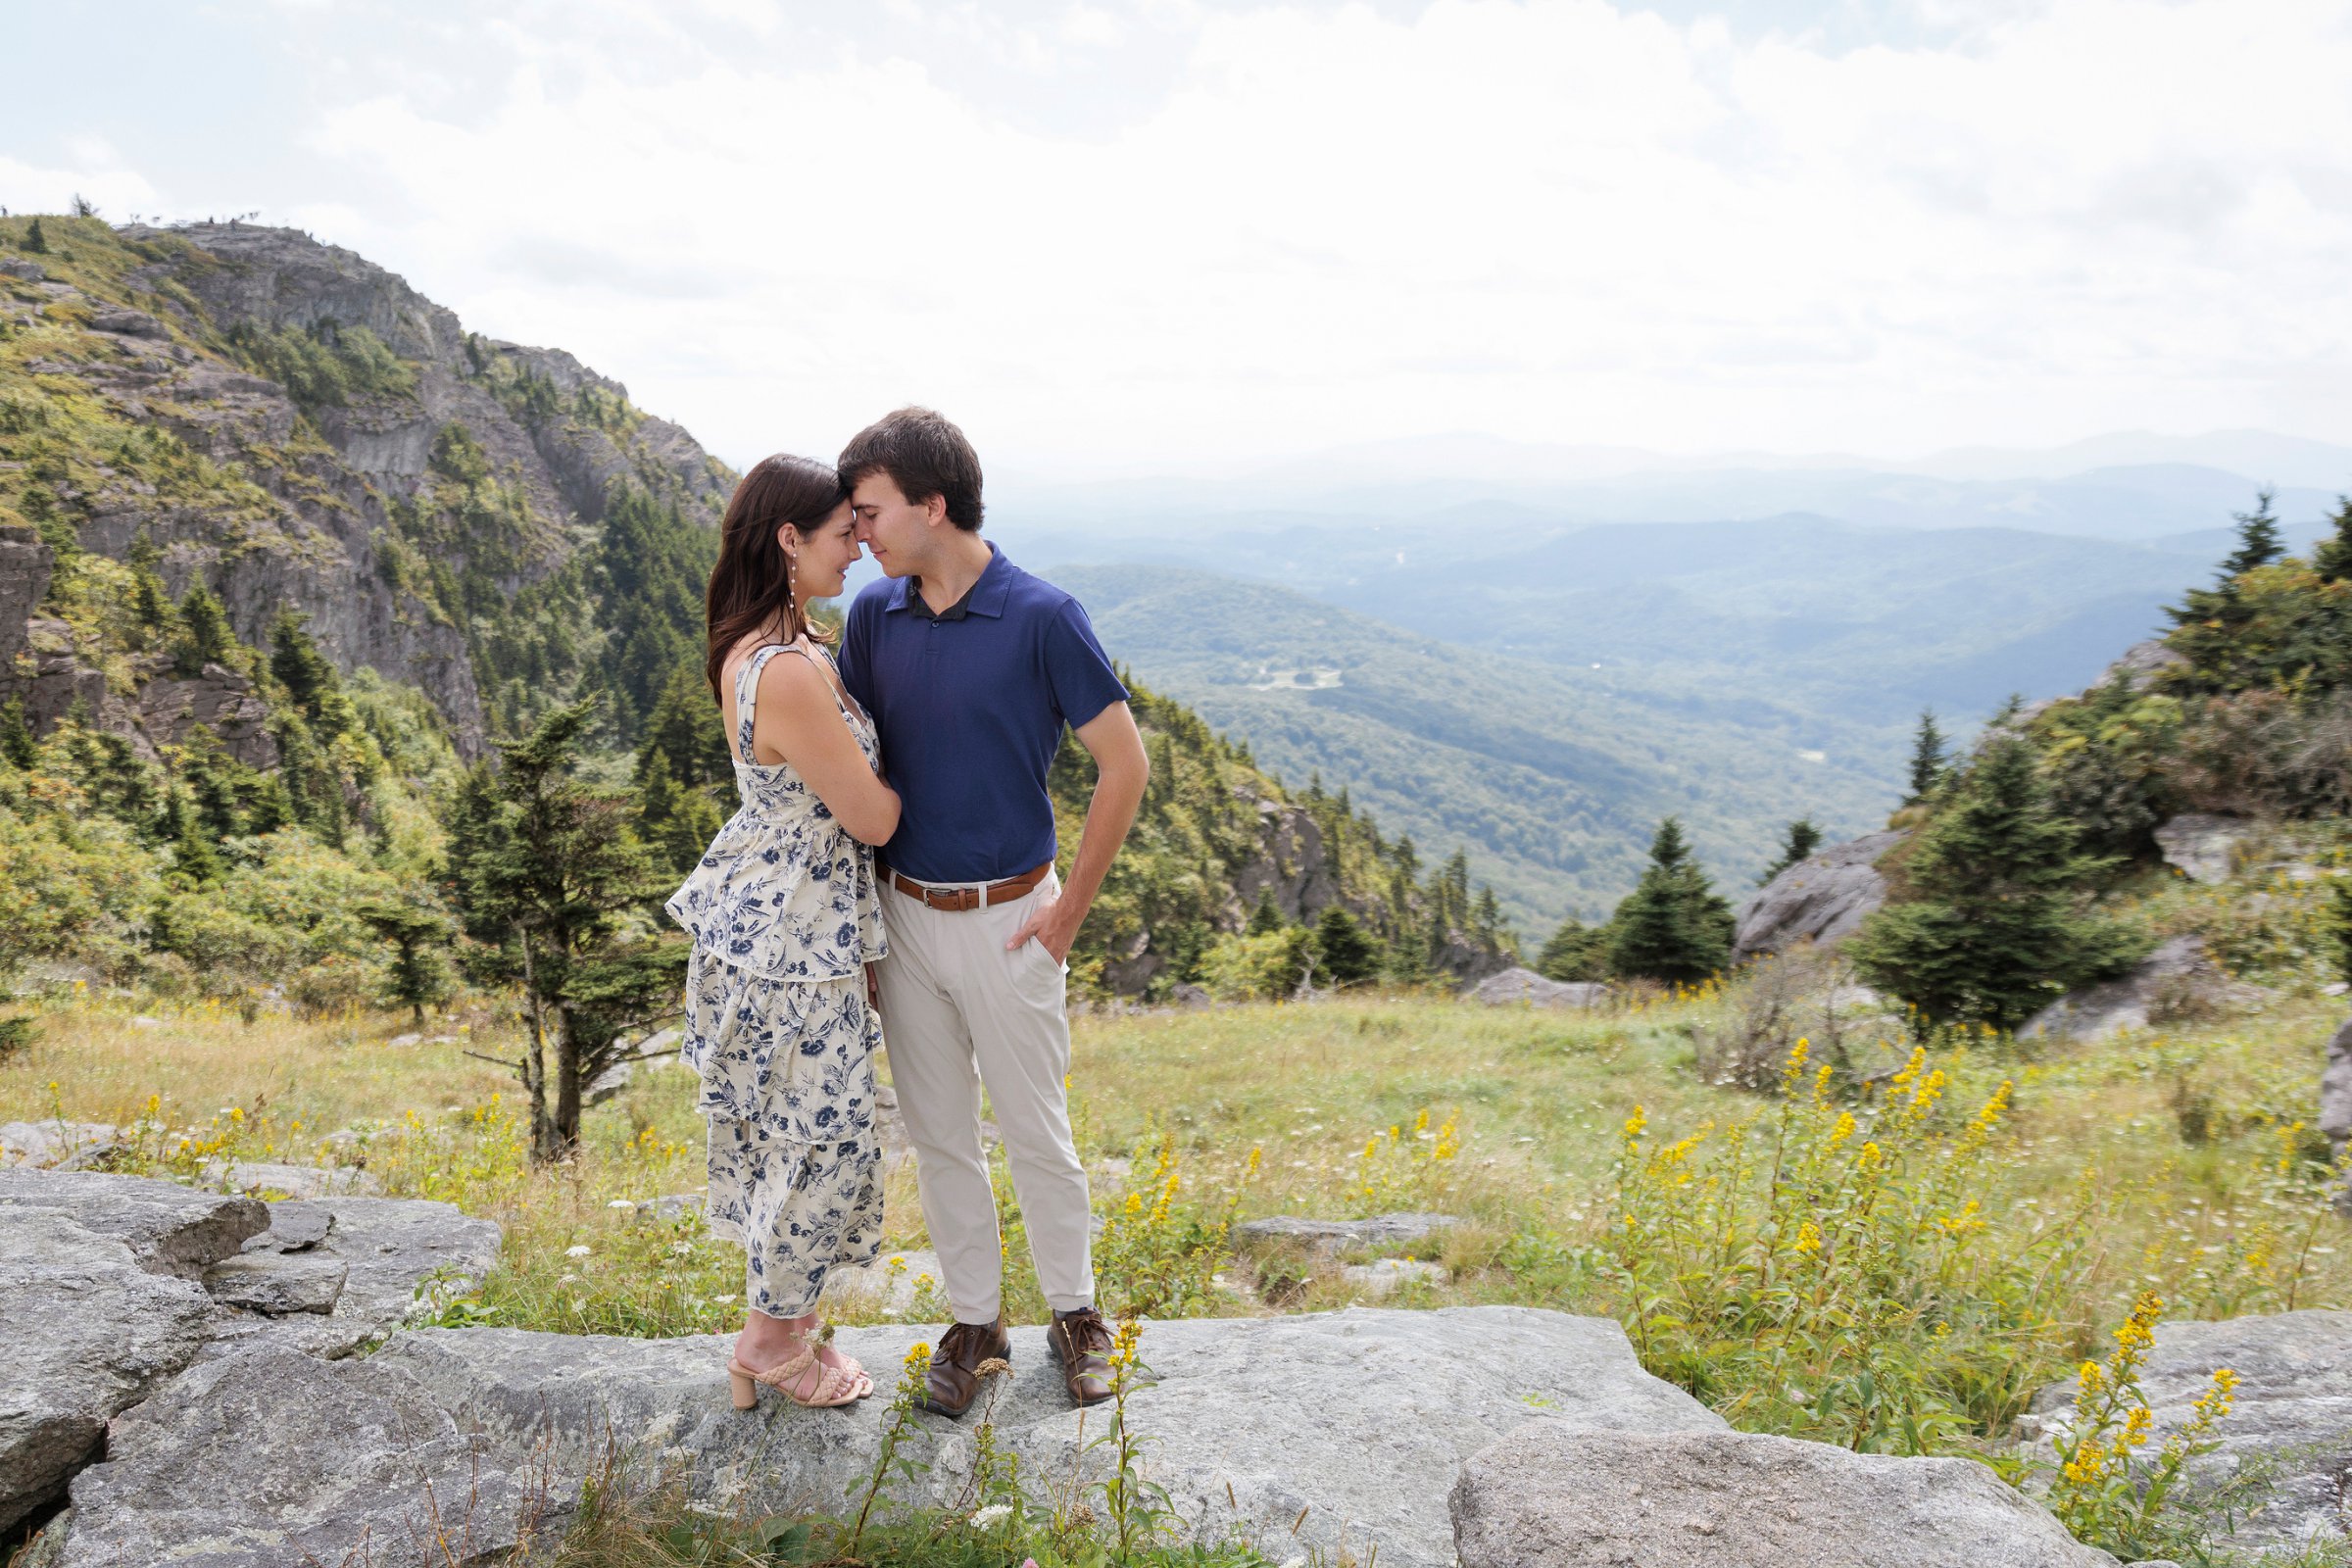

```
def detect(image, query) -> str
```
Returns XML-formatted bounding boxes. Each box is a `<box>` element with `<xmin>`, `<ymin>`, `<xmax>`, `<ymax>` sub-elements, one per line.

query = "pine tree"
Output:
<box><xmin>172</xmin><ymin>582</ymin><xmax>234</xmax><ymax>675</ymax></box>
<box><xmin>635</xmin><ymin>749</ymin><xmax>723</xmax><ymax>879</ymax></box>
<box><xmin>24</xmin><ymin>218</ymin><xmax>45</xmax><ymax>254</ymax></box>
<box><xmin>269</xmin><ymin>611</ymin><xmax>350</xmax><ymax>738</ymax></box>
<box><xmin>161</xmin><ymin>788</ymin><xmax>223</xmax><ymax>888</ymax></box>
<box><xmin>2219</xmin><ymin>487</ymin><xmax>2285</xmax><ymax>578</ymax></box>
<box><xmin>1758</xmin><ymin>818</ymin><xmax>1824</xmax><ymax>886</ymax></box>
<box><xmin>1606</xmin><ymin>817</ymin><xmax>1734</xmax><ymax>984</ymax></box>
<box><xmin>0</xmin><ymin>700</ymin><xmax>34</xmax><ymax>770</ymax></box>
<box><xmin>1536</xmin><ymin>916</ymin><xmax>1608</xmax><ymax>983</ymax></box>
<box><xmin>1846</xmin><ymin>732</ymin><xmax>2141</xmax><ymax>1032</ymax></box>
<box><xmin>1248</xmin><ymin>889</ymin><xmax>1286</xmax><ymax>935</ymax></box>
<box><xmin>636</xmin><ymin>661</ymin><xmax>733</xmax><ymax>790</ymax></box>
<box><xmin>448</xmin><ymin>697</ymin><xmax>685</xmax><ymax>1159</ymax></box>
<box><xmin>1313</xmin><ymin>905</ymin><xmax>1382</xmax><ymax>986</ymax></box>
<box><xmin>2314</xmin><ymin>495</ymin><xmax>2352</xmax><ymax>584</ymax></box>
<box><xmin>132</xmin><ymin>569</ymin><xmax>173</xmax><ymax>636</ymax></box>
<box><xmin>1904</xmin><ymin>710</ymin><xmax>1949</xmax><ymax>805</ymax></box>
<box><xmin>245</xmin><ymin>772</ymin><xmax>296</xmax><ymax>836</ymax></box>
<box><xmin>359</xmin><ymin>898</ymin><xmax>458</xmax><ymax>1026</ymax></box>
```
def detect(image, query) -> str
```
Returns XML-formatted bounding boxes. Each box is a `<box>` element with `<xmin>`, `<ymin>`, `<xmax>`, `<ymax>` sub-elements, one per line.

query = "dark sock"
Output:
<box><xmin>1054</xmin><ymin>1303</ymin><xmax>1096</xmax><ymax>1320</ymax></box>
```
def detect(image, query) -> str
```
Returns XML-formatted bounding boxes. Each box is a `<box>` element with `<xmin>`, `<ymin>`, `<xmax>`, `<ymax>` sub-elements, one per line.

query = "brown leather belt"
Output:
<box><xmin>881</xmin><ymin>860</ymin><xmax>1052</xmax><ymax>912</ymax></box>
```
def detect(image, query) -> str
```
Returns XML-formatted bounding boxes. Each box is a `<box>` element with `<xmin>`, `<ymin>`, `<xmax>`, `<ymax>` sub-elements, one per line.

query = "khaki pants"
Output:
<box><xmin>876</xmin><ymin>871</ymin><xmax>1092</xmax><ymax>1323</ymax></box>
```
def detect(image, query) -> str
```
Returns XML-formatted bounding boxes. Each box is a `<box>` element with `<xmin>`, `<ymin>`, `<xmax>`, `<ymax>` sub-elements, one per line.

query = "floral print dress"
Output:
<box><xmin>664</xmin><ymin>642</ymin><xmax>889</xmax><ymax>1319</ymax></box>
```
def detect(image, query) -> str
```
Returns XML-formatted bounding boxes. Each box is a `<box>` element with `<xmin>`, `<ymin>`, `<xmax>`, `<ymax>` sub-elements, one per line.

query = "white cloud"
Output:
<box><xmin>179</xmin><ymin>0</ymin><xmax>2352</xmax><ymax>471</ymax></box>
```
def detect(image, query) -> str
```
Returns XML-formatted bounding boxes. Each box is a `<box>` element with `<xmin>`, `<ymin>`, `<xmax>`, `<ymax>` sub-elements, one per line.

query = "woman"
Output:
<box><xmin>664</xmin><ymin>454</ymin><xmax>898</xmax><ymax>1409</ymax></box>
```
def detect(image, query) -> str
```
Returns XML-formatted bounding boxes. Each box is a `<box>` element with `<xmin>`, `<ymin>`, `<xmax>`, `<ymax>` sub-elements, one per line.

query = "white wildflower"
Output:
<box><xmin>607</xmin><ymin>1199</ymin><xmax>637</xmax><ymax>1210</ymax></box>
<box><xmin>969</xmin><ymin>1504</ymin><xmax>1013</xmax><ymax>1528</ymax></box>
<box><xmin>565</xmin><ymin>1244</ymin><xmax>592</xmax><ymax>1258</ymax></box>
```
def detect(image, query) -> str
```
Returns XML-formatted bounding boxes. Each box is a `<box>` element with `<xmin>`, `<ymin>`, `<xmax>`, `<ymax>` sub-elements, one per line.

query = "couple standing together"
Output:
<box><xmin>664</xmin><ymin>408</ymin><xmax>1149</xmax><ymax>1416</ymax></box>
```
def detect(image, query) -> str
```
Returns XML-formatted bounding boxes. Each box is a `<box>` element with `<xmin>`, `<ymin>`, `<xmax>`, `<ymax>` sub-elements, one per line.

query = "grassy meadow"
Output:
<box><xmin>10</xmin><ymin>978</ymin><xmax>2347</xmax><ymax>1399</ymax></box>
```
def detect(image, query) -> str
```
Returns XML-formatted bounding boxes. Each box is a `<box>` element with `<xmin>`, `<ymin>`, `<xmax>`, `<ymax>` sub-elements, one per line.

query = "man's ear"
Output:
<box><xmin>924</xmin><ymin>492</ymin><xmax>950</xmax><ymax>529</ymax></box>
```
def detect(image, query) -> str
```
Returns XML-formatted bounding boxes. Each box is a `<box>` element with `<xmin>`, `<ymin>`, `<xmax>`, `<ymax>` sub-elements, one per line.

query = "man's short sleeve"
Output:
<box><xmin>1043</xmin><ymin>598</ymin><xmax>1128</xmax><ymax>729</ymax></box>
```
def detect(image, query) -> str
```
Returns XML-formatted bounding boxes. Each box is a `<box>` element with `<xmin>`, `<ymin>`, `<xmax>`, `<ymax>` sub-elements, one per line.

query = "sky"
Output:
<box><xmin>6</xmin><ymin>0</ymin><xmax>2351</xmax><ymax>478</ymax></box>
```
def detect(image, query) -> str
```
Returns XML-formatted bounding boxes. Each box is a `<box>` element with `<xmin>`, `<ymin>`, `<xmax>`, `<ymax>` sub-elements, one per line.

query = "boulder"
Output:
<box><xmin>269</xmin><ymin>1197</ymin><xmax>503</xmax><ymax>1332</ymax></box>
<box><xmin>43</xmin><ymin>1345</ymin><xmax>562</xmax><ymax>1568</ymax></box>
<box><xmin>2020</xmin><ymin>1308</ymin><xmax>2352</xmax><ymax>1544</ymax></box>
<box><xmin>0</xmin><ymin>1168</ymin><xmax>268</xmax><ymax>1278</ymax></box>
<box><xmin>1451</xmin><ymin>1424</ymin><xmax>2113</xmax><ymax>1568</ymax></box>
<box><xmin>1469</xmin><ymin>967</ymin><xmax>1608</xmax><ymax>1008</ymax></box>
<box><xmin>0</xmin><ymin>1121</ymin><xmax>122</xmax><ymax>1171</ymax></box>
<box><xmin>379</xmin><ymin>1306</ymin><xmax>1722</xmax><ymax>1568</ymax></box>
<box><xmin>2020</xmin><ymin>936</ymin><xmax>2252</xmax><ymax>1042</ymax></box>
<box><xmin>2323</xmin><ymin>1015</ymin><xmax>2352</xmax><ymax>1161</ymax></box>
<box><xmin>2105</xmin><ymin>638</ymin><xmax>2190</xmax><ymax>691</ymax></box>
<box><xmin>0</xmin><ymin>1209</ymin><xmax>219</xmax><ymax>1536</ymax></box>
<box><xmin>1233</xmin><ymin>1212</ymin><xmax>1459</xmax><ymax>1259</ymax></box>
<box><xmin>2154</xmin><ymin>813</ymin><xmax>2254</xmax><ymax>885</ymax></box>
<box><xmin>1732</xmin><ymin>831</ymin><xmax>1906</xmax><ymax>961</ymax></box>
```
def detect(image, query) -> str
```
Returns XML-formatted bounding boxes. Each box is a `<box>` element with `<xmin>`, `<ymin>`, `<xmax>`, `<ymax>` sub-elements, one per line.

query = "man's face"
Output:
<box><xmin>849</xmin><ymin>472</ymin><xmax>936</xmax><ymax>578</ymax></box>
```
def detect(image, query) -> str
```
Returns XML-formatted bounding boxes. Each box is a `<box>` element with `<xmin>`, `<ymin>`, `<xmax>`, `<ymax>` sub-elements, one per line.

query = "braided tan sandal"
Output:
<box><xmin>728</xmin><ymin>1329</ymin><xmax>873</xmax><ymax>1409</ymax></box>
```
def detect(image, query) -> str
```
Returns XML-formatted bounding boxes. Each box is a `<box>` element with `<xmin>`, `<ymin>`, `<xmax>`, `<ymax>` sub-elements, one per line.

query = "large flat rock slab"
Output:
<box><xmin>1733</xmin><ymin>830</ymin><xmax>1905</xmax><ymax>961</ymax></box>
<box><xmin>43</xmin><ymin>1346</ymin><xmax>559</xmax><ymax>1568</ymax></box>
<box><xmin>0</xmin><ymin>1168</ymin><xmax>268</xmax><ymax>1278</ymax></box>
<box><xmin>0</xmin><ymin>1210</ymin><xmax>219</xmax><ymax>1537</ymax></box>
<box><xmin>2021</xmin><ymin>1308</ymin><xmax>2352</xmax><ymax>1544</ymax></box>
<box><xmin>380</xmin><ymin>1305</ymin><xmax>1724</xmax><ymax>1568</ymax></box>
<box><xmin>1452</xmin><ymin>1425</ymin><xmax>2114</xmax><ymax>1568</ymax></box>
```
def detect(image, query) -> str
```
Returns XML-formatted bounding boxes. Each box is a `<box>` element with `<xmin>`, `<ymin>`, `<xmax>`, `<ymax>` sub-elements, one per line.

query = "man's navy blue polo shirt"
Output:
<box><xmin>837</xmin><ymin>545</ymin><xmax>1128</xmax><ymax>885</ymax></box>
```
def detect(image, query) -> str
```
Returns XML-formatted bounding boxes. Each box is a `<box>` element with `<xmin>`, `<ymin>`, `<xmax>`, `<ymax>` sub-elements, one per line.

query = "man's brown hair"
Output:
<box><xmin>838</xmin><ymin>407</ymin><xmax>984</xmax><ymax>532</ymax></box>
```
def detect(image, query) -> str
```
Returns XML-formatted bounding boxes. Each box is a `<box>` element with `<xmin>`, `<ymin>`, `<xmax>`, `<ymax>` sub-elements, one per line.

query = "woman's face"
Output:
<box><xmin>784</xmin><ymin>501</ymin><xmax>862</xmax><ymax>601</ymax></box>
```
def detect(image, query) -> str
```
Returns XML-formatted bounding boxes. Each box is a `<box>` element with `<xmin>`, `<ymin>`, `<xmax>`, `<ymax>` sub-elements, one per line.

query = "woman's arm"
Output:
<box><xmin>754</xmin><ymin>654</ymin><xmax>902</xmax><ymax>846</ymax></box>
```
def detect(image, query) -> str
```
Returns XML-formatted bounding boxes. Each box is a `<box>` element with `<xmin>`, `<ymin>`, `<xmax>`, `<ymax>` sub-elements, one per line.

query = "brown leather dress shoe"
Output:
<box><xmin>1048</xmin><ymin>1306</ymin><xmax>1115</xmax><ymax>1406</ymax></box>
<box><xmin>922</xmin><ymin>1316</ymin><xmax>1011</xmax><ymax>1418</ymax></box>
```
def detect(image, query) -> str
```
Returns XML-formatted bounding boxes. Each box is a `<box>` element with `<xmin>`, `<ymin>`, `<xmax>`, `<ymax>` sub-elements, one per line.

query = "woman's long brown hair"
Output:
<box><xmin>703</xmin><ymin>454</ymin><xmax>847</xmax><ymax>698</ymax></box>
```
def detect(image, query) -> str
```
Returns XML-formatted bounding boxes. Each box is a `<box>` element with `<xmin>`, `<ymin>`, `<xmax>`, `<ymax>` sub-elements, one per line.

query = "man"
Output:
<box><xmin>834</xmin><ymin>407</ymin><xmax>1150</xmax><ymax>1415</ymax></box>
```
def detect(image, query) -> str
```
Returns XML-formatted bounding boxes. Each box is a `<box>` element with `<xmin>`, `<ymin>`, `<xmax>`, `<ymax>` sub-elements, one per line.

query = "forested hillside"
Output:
<box><xmin>0</xmin><ymin>215</ymin><xmax>1510</xmax><ymax>1017</ymax></box>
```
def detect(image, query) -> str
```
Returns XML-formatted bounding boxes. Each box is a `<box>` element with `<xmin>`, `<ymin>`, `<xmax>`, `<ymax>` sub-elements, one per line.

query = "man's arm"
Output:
<box><xmin>1007</xmin><ymin>701</ymin><xmax>1149</xmax><ymax>962</ymax></box>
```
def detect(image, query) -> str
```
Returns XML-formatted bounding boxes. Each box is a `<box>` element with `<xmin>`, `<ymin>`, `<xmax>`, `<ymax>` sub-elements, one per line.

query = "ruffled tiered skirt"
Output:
<box><xmin>682</xmin><ymin>947</ymin><xmax>885</xmax><ymax>1318</ymax></box>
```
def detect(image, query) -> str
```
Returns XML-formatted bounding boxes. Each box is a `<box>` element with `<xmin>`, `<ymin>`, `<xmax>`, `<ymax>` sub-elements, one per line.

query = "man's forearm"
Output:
<box><xmin>1054</xmin><ymin>760</ymin><xmax>1146</xmax><ymax>935</ymax></box>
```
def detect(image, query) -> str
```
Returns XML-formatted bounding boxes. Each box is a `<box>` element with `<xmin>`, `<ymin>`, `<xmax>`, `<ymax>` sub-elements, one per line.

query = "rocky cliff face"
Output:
<box><xmin>0</xmin><ymin>220</ymin><xmax>733</xmax><ymax>761</ymax></box>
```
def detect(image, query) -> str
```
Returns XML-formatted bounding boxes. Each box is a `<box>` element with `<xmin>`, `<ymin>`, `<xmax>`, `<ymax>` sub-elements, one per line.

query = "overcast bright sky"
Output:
<box><xmin>6</xmin><ymin>0</ymin><xmax>2350</xmax><ymax>476</ymax></box>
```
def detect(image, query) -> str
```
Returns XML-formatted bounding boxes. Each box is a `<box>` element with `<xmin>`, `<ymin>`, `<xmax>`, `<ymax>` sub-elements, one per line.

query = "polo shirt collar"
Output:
<box><xmin>890</xmin><ymin>542</ymin><xmax>1014</xmax><ymax>621</ymax></box>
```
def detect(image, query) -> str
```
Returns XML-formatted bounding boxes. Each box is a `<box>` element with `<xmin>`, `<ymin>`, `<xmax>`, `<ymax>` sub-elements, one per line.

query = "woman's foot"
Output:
<box><xmin>734</xmin><ymin>1312</ymin><xmax>871</xmax><ymax>1403</ymax></box>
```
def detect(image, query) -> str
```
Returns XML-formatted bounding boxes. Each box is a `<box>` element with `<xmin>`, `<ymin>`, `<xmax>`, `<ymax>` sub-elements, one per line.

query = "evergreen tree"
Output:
<box><xmin>1904</xmin><ymin>710</ymin><xmax>1949</xmax><ymax>805</ymax></box>
<box><xmin>448</xmin><ymin>697</ymin><xmax>685</xmax><ymax>1158</ymax></box>
<box><xmin>269</xmin><ymin>611</ymin><xmax>350</xmax><ymax>738</ymax></box>
<box><xmin>1846</xmin><ymin>732</ymin><xmax>2141</xmax><ymax>1032</ymax></box>
<box><xmin>161</xmin><ymin>788</ymin><xmax>223</xmax><ymax>888</ymax></box>
<box><xmin>1536</xmin><ymin>916</ymin><xmax>1609</xmax><ymax>983</ymax></box>
<box><xmin>2314</xmin><ymin>494</ymin><xmax>2352</xmax><ymax>584</ymax></box>
<box><xmin>24</xmin><ymin>218</ymin><xmax>45</xmax><ymax>253</ymax></box>
<box><xmin>132</xmin><ymin>569</ymin><xmax>173</xmax><ymax>635</ymax></box>
<box><xmin>1758</xmin><ymin>817</ymin><xmax>1824</xmax><ymax>885</ymax></box>
<box><xmin>358</xmin><ymin>898</ymin><xmax>458</xmax><ymax>1026</ymax></box>
<box><xmin>1248</xmin><ymin>889</ymin><xmax>1286</xmax><ymax>935</ymax></box>
<box><xmin>245</xmin><ymin>772</ymin><xmax>296</xmax><ymax>836</ymax></box>
<box><xmin>636</xmin><ymin>661</ymin><xmax>733</xmax><ymax>790</ymax></box>
<box><xmin>1606</xmin><ymin>817</ymin><xmax>1734</xmax><ymax>984</ymax></box>
<box><xmin>635</xmin><ymin>749</ymin><xmax>724</xmax><ymax>879</ymax></box>
<box><xmin>0</xmin><ymin>700</ymin><xmax>34</xmax><ymax>770</ymax></box>
<box><xmin>2331</xmin><ymin>879</ymin><xmax>2352</xmax><ymax>990</ymax></box>
<box><xmin>1312</xmin><ymin>905</ymin><xmax>1382</xmax><ymax>986</ymax></box>
<box><xmin>172</xmin><ymin>582</ymin><xmax>234</xmax><ymax>675</ymax></box>
<box><xmin>2219</xmin><ymin>487</ymin><xmax>2285</xmax><ymax>578</ymax></box>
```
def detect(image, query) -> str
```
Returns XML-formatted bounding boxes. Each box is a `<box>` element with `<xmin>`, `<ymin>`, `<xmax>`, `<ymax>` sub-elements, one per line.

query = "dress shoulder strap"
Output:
<box><xmin>733</xmin><ymin>644</ymin><xmax>792</xmax><ymax>760</ymax></box>
<box><xmin>771</xmin><ymin>643</ymin><xmax>857</xmax><ymax>725</ymax></box>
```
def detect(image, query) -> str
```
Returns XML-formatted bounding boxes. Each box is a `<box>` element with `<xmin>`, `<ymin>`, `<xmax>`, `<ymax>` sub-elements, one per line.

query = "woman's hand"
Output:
<box><xmin>864</xmin><ymin>961</ymin><xmax>881</xmax><ymax>1016</ymax></box>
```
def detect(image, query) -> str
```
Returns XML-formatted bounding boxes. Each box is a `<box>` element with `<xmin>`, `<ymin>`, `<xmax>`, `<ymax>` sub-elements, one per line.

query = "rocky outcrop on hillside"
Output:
<box><xmin>1</xmin><ymin>1167</ymin><xmax>499</xmax><ymax>1537</ymax></box>
<box><xmin>1732</xmin><ymin>830</ymin><xmax>1906</xmax><ymax>960</ymax></box>
<box><xmin>2019</xmin><ymin>934</ymin><xmax>2258</xmax><ymax>1042</ymax></box>
<box><xmin>1</xmin><ymin>1166</ymin><xmax>2160</xmax><ymax>1567</ymax></box>
<box><xmin>0</xmin><ymin>221</ymin><xmax>732</xmax><ymax>760</ymax></box>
